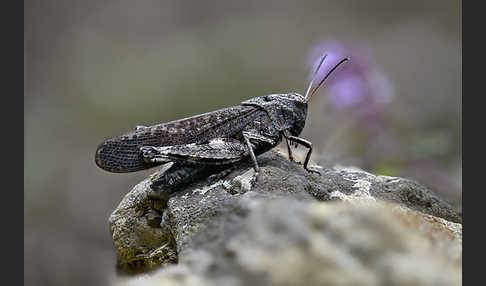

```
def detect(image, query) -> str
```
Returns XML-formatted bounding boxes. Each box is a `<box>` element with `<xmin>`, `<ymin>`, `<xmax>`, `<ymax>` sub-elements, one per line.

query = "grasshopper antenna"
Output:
<box><xmin>305</xmin><ymin>57</ymin><xmax>350</xmax><ymax>103</ymax></box>
<box><xmin>304</xmin><ymin>54</ymin><xmax>327</xmax><ymax>100</ymax></box>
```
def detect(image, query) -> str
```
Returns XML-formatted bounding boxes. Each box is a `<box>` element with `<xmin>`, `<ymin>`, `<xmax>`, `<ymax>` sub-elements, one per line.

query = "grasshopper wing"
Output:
<box><xmin>95</xmin><ymin>105</ymin><xmax>261</xmax><ymax>173</ymax></box>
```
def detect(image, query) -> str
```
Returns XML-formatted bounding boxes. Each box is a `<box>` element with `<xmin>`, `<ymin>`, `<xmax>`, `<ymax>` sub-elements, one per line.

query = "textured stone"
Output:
<box><xmin>108</xmin><ymin>150</ymin><xmax>461</xmax><ymax>284</ymax></box>
<box><xmin>108</xmin><ymin>178</ymin><xmax>177</xmax><ymax>272</ymax></box>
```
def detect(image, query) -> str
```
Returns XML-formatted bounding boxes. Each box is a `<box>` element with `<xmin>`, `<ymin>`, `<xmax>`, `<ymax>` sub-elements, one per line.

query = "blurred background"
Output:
<box><xmin>24</xmin><ymin>0</ymin><xmax>461</xmax><ymax>285</ymax></box>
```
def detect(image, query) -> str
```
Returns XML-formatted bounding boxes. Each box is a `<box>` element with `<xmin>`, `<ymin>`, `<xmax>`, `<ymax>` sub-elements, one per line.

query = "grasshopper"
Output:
<box><xmin>95</xmin><ymin>55</ymin><xmax>348</xmax><ymax>199</ymax></box>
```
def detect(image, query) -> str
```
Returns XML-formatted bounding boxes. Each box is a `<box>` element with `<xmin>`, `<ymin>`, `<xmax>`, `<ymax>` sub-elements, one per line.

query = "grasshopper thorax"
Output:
<box><xmin>241</xmin><ymin>92</ymin><xmax>308</xmax><ymax>136</ymax></box>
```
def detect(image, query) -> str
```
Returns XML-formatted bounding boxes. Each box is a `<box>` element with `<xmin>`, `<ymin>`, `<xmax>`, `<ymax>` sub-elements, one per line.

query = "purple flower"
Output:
<box><xmin>306</xmin><ymin>40</ymin><xmax>394</xmax><ymax>111</ymax></box>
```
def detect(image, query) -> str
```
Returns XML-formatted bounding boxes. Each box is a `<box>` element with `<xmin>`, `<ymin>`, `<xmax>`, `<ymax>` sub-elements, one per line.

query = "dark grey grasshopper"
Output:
<box><xmin>95</xmin><ymin>56</ymin><xmax>348</xmax><ymax>199</ymax></box>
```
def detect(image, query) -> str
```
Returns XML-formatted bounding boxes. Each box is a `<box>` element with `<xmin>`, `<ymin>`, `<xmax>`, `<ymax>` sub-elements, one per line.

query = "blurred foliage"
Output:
<box><xmin>24</xmin><ymin>0</ymin><xmax>461</xmax><ymax>285</ymax></box>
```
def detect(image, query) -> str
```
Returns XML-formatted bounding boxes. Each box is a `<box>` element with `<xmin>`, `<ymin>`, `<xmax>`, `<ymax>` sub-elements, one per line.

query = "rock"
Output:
<box><xmin>108</xmin><ymin>178</ymin><xmax>177</xmax><ymax>273</ymax></box>
<box><xmin>108</xmin><ymin>150</ymin><xmax>461</xmax><ymax>285</ymax></box>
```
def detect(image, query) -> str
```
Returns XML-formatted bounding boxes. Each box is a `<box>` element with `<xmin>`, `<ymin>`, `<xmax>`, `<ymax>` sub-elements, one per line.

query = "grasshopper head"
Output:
<box><xmin>241</xmin><ymin>92</ymin><xmax>308</xmax><ymax>136</ymax></box>
<box><xmin>276</xmin><ymin>92</ymin><xmax>308</xmax><ymax>136</ymax></box>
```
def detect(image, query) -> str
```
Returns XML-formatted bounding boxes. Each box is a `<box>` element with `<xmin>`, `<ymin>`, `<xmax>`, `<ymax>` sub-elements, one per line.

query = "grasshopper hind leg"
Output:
<box><xmin>148</xmin><ymin>163</ymin><xmax>221</xmax><ymax>201</ymax></box>
<box><xmin>141</xmin><ymin>138</ymin><xmax>248</xmax><ymax>200</ymax></box>
<box><xmin>142</xmin><ymin>135</ymin><xmax>273</xmax><ymax>200</ymax></box>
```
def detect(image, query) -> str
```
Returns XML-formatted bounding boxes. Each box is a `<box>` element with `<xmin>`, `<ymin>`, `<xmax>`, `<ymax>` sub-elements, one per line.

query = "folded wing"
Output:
<box><xmin>95</xmin><ymin>105</ymin><xmax>261</xmax><ymax>172</ymax></box>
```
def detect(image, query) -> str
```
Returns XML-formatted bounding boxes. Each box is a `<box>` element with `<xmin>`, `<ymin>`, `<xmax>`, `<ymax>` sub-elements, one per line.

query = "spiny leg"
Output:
<box><xmin>241</xmin><ymin>130</ymin><xmax>278</xmax><ymax>184</ymax></box>
<box><xmin>241</xmin><ymin>129</ymin><xmax>277</xmax><ymax>173</ymax></box>
<box><xmin>286</xmin><ymin>136</ymin><xmax>320</xmax><ymax>175</ymax></box>
<box><xmin>285</xmin><ymin>138</ymin><xmax>295</xmax><ymax>162</ymax></box>
<box><xmin>243</xmin><ymin>134</ymin><xmax>260</xmax><ymax>173</ymax></box>
<box><xmin>283</xmin><ymin>131</ymin><xmax>295</xmax><ymax>162</ymax></box>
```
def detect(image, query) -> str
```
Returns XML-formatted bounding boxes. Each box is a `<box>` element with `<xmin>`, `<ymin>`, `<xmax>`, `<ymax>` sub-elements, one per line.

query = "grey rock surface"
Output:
<box><xmin>108</xmin><ymin>178</ymin><xmax>177</xmax><ymax>272</ymax></box>
<box><xmin>108</xmin><ymin>150</ymin><xmax>462</xmax><ymax>285</ymax></box>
